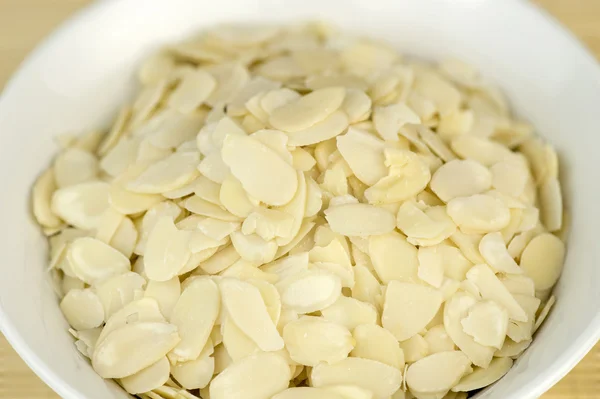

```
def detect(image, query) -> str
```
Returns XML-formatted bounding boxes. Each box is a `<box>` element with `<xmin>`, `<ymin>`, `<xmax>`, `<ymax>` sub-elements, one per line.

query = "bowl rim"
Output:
<box><xmin>1</xmin><ymin>0</ymin><xmax>599</xmax><ymax>398</ymax></box>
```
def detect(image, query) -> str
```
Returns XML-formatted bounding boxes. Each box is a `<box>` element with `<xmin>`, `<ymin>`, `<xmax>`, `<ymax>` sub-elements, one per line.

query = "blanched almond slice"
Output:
<box><xmin>444</xmin><ymin>293</ymin><xmax>495</xmax><ymax>368</ymax></box>
<box><xmin>449</xmin><ymin>231</ymin><xmax>484</xmax><ymax>265</ymax></box>
<box><xmin>227</xmin><ymin>76</ymin><xmax>281</xmax><ymax>116</ymax></box>
<box><xmin>368</xmin><ymin>231</ymin><xmax>418</xmax><ymax>284</ymax></box>
<box><xmin>188</xmin><ymin>231</ymin><xmax>228</xmax><ymax>254</ymax></box>
<box><xmin>325</xmin><ymin>203</ymin><xmax>395</xmax><ymax>236</ymax></box>
<box><xmin>451</xmin><ymin>136</ymin><xmax>513</xmax><ymax>167</ymax></box>
<box><xmin>54</xmin><ymin>148</ymin><xmax>98</xmax><ymax>188</ymax></box>
<box><xmin>519</xmin><ymin>233</ymin><xmax>565</xmax><ymax>291</ymax></box>
<box><xmin>286</xmin><ymin>110</ymin><xmax>349</xmax><ymax>146</ymax></box>
<box><xmin>100</xmin><ymin>136</ymin><xmax>141</xmax><ymax>177</ymax></box>
<box><xmin>196</xmin><ymin>218</ymin><xmax>240</xmax><ymax>241</ymax></box>
<box><xmin>396</xmin><ymin>201</ymin><xmax>444</xmax><ymax>240</ymax></box>
<box><xmin>121</xmin><ymin>357</ymin><xmax>170</xmax><ymax>394</ymax></box>
<box><xmin>261</xmin><ymin>252</ymin><xmax>309</xmax><ymax>280</ymax></box>
<box><xmin>283</xmin><ymin>316</ymin><xmax>353</xmax><ymax>366</ymax></box>
<box><xmin>184</xmin><ymin>195</ymin><xmax>241</xmax><ymax>222</ymax></box>
<box><xmin>311</xmin><ymin>357</ymin><xmax>402</xmax><ymax>399</ymax></box>
<box><xmin>170</xmin><ymin>353</ymin><xmax>215</xmax><ymax>390</ymax></box>
<box><xmin>92</xmin><ymin>321</ymin><xmax>180</xmax><ymax>379</ymax></box>
<box><xmin>322</xmin><ymin>296</ymin><xmax>378</xmax><ymax>331</ymax></box>
<box><xmin>197</xmin><ymin>151</ymin><xmax>230</xmax><ymax>184</ymax></box>
<box><xmin>144</xmin><ymin>278</ymin><xmax>181</xmax><ymax>319</ymax></box>
<box><xmin>145</xmin><ymin>217</ymin><xmax>192</xmax><ymax>282</ymax></box>
<box><xmin>273</xmin><ymin>387</ymin><xmax>346</xmax><ymax>399</ymax></box>
<box><xmin>98</xmin><ymin>106</ymin><xmax>131</xmax><ymax>156</ymax></box>
<box><xmin>250</xmin><ymin>280</ymin><xmax>281</xmax><ymax>324</ymax></box>
<box><xmin>417</xmin><ymin>125</ymin><xmax>457</xmax><ymax>162</ymax></box>
<box><xmin>466</xmin><ymin>264</ymin><xmax>527</xmax><ymax>322</ymax></box>
<box><xmin>352</xmin><ymin>265</ymin><xmax>382</xmax><ymax>309</ymax></box>
<box><xmin>291</xmin><ymin>147</ymin><xmax>316</xmax><ymax>171</ymax></box>
<box><xmin>406</xmin><ymin>351</ymin><xmax>471</xmax><ymax>395</ymax></box>
<box><xmin>97</xmin><ymin>298</ymin><xmax>164</xmax><ymax>347</ymax></box>
<box><xmin>495</xmin><ymin>337</ymin><xmax>531</xmax><ymax>358</ymax></box>
<box><xmin>382</xmin><ymin>281</ymin><xmax>442</xmax><ymax>341</ymax></box>
<box><xmin>110</xmin><ymin>216</ymin><xmax>138</xmax><ymax>258</ymax></box>
<box><xmin>220</xmin><ymin>278</ymin><xmax>284</xmax><ymax>351</ymax></box>
<box><xmin>242</xmin><ymin>208</ymin><xmax>294</xmax><ymax>241</ymax></box>
<box><xmin>128</xmin><ymin>152</ymin><xmax>200</xmax><ymax>194</ymax></box>
<box><xmin>490</xmin><ymin>160</ymin><xmax>528</xmax><ymax>198</ymax></box>
<box><xmin>269</xmin><ymin>87</ymin><xmax>345</xmax><ymax>132</ymax></box>
<box><xmin>280</xmin><ymin>269</ymin><xmax>342</xmax><ymax>313</ymax></box>
<box><xmin>423</xmin><ymin>325</ymin><xmax>455</xmax><ymax>354</ymax></box>
<box><xmin>205</xmin><ymin>63</ymin><xmax>250</xmax><ymax>107</ymax></box>
<box><xmin>539</xmin><ymin>177</ymin><xmax>563</xmax><ymax>232</ymax></box>
<box><xmin>220</xmin><ymin>259</ymin><xmax>279</xmax><ymax>284</ymax></box>
<box><xmin>32</xmin><ymin>168</ymin><xmax>62</xmax><ymax>228</ymax></box>
<box><xmin>447</xmin><ymin>194</ymin><xmax>510</xmax><ymax>233</ymax></box>
<box><xmin>222</xmin><ymin>317</ymin><xmax>260</xmax><ymax>362</ymax></box>
<box><xmin>451</xmin><ymin>357</ymin><xmax>513</xmax><ymax>392</ymax></box>
<box><xmin>506</xmin><ymin>294</ymin><xmax>540</xmax><ymax>343</ymax></box>
<box><xmin>168</xmin><ymin>69</ymin><xmax>216</xmax><ymax>113</ymax></box>
<box><xmin>67</xmin><ymin>237</ymin><xmax>130</xmax><ymax>284</ymax></box>
<box><xmin>533</xmin><ymin>295</ymin><xmax>556</xmax><ymax>333</ymax></box>
<box><xmin>342</xmin><ymin>89</ymin><xmax>372</xmax><ymax>123</ymax></box>
<box><xmin>460</xmin><ymin>300</ymin><xmax>508</xmax><ymax>349</ymax></box>
<box><xmin>218</xmin><ymin>173</ymin><xmax>256</xmax><ymax>218</ymax></box>
<box><xmin>169</xmin><ymin>278</ymin><xmax>219</xmax><ymax>362</ymax></box>
<box><xmin>135</xmin><ymin>201</ymin><xmax>183</xmax><ymax>255</ymax></box>
<box><xmin>413</xmin><ymin>71</ymin><xmax>461</xmax><ymax>116</ymax></box>
<box><xmin>109</xmin><ymin>167</ymin><xmax>164</xmax><ymax>216</ymax></box>
<box><xmin>417</xmin><ymin>246</ymin><xmax>445</xmax><ymax>288</ymax></box>
<box><xmin>400</xmin><ymin>334</ymin><xmax>429</xmax><ymax>364</ymax></box>
<box><xmin>60</xmin><ymin>289</ymin><xmax>104</xmax><ymax>330</ymax></box>
<box><xmin>210</xmin><ymin>352</ymin><xmax>291</xmax><ymax>399</ymax></box>
<box><xmin>430</xmin><ymin>160</ymin><xmax>492</xmax><ymax>202</ymax></box>
<box><xmin>373</xmin><ymin>103</ymin><xmax>421</xmax><ymax>142</ymax></box>
<box><xmin>364</xmin><ymin>149</ymin><xmax>431</xmax><ymax>204</ymax></box>
<box><xmin>51</xmin><ymin>181</ymin><xmax>110</xmax><ymax>230</ymax></box>
<box><xmin>351</xmin><ymin>323</ymin><xmax>404</xmax><ymax>370</ymax></box>
<box><xmin>337</xmin><ymin>128</ymin><xmax>387</xmax><ymax>186</ymax></box>
<box><xmin>499</xmin><ymin>274</ymin><xmax>535</xmax><ymax>296</ymax></box>
<box><xmin>221</xmin><ymin>134</ymin><xmax>298</xmax><ymax>206</ymax></box>
<box><xmin>199</xmin><ymin>245</ymin><xmax>240</xmax><ymax>274</ymax></box>
<box><xmin>95</xmin><ymin>272</ymin><xmax>146</xmax><ymax>320</ymax></box>
<box><xmin>230</xmin><ymin>231</ymin><xmax>277</xmax><ymax>264</ymax></box>
<box><xmin>478</xmin><ymin>232</ymin><xmax>522</xmax><ymax>274</ymax></box>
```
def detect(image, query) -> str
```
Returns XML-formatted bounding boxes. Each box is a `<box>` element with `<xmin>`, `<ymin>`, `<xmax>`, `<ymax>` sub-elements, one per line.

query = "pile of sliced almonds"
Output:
<box><xmin>32</xmin><ymin>22</ymin><xmax>566</xmax><ymax>399</ymax></box>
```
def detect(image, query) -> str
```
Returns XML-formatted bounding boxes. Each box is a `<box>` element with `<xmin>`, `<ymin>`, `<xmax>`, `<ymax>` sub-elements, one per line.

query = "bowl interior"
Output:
<box><xmin>1</xmin><ymin>0</ymin><xmax>599</xmax><ymax>398</ymax></box>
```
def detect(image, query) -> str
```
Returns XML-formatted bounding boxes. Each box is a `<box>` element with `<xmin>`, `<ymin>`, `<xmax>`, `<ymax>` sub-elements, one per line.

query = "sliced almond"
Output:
<box><xmin>169</xmin><ymin>278</ymin><xmax>220</xmax><ymax>363</ymax></box>
<box><xmin>32</xmin><ymin>168</ymin><xmax>63</xmax><ymax>228</ymax></box>
<box><xmin>451</xmin><ymin>357</ymin><xmax>513</xmax><ymax>392</ymax></box>
<box><xmin>120</xmin><ymin>356</ymin><xmax>170</xmax><ymax>394</ymax></box>
<box><xmin>144</xmin><ymin>278</ymin><xmax>181</xmax><ymax>319</ymax></box>
<box><xmin>200</xmin><ymin>245</ymin><xmax>241</xmax><ymax>275</ymax></box>
<box><xmin>351</xmin><ymin>323</ymin><xmax>404</xmax><ymax>370</ymax></box>
<box><xmin>373</xmin><ymin>103</ymin><xmax>420</xmax><ymax>141</ymax></box>
<box><xmin>92</xmin><ymin>321</ymin><xmax>180</xmax><ymax>379</ymax></box>
<box><xmin>519</xmin><ymin>232</ymin><xmax>565</xmax><ymax>292</ymax></box>
<box><xmin>221</xmin><ymin>134</ymin><xmax>298</xmax><ymax>206</ymax></box>
<box><xmin>51</xmin><ymin>181</ymin><xmax>110</xmax><ymax>230</ymax></box>
<box><xmin>352</xmin><ymin>265</ymin><xmax>382</xmax><ymax>309</ymax></box>
<box><xmin>337</xmin><ymin>128</ymin><xmax>387</xmax><ymax>186</ymax></box>
<box><xmin>145</xmin><ymin>217</ymin><xmax>192</xmax><ymax>281</ymax></box>
<box><xmin>311</xmin><ymin>357</ymin><xmax>402</xmax><ymax>399</ymax></box>
<box><xmin>478</xmin><ymin>232</ymin><xmax>522</xmax><ymax>274</ymax></box>
<box><xmin>168</xmin><ymin>69</ymin><xmax>216</xmax><ymax>113</ymax></box>
<box><xmin>382</xmin><ymin>281</ymin><xmax>442</xmax><ymax>341</ymax></box>
<box><xmin>406</xmin><ymin>351</ymin><xmax>471</xmax><ymax>395</ymax></box>
<box><xmin>54</xmin><ymin>148</ymin><xmax>99</xmax><ymax>188</ymax></box>
<box><xmin>60</xmin><ymin>289</ymin><xmax>104</xmax><ymax>330</ymax></box>
<box><xmin>321</xmin><ymin>296</ymin><xmax>378</xmax><ymax>331</ymax></box>
<box><xmin>279</xmin><ymin>269</ymin><xmax>342</xmax><ymax>314</ymax></box>
<box><xmin>269</xmin><ymin>87</ymin><xmax>345</xmax><ymax>132</ymax></box>
<box><xmin>283</xmin><ymin>316</ymin><xmax>353</xmax><ymax>366</ymax></box>
<box><xmin>128</xmin><ymin>152</ymin><xmax>200</xmax><ymax>194</ymax></box>
<box><xmin>447</xmin><ymin>194</ymin><xmax>510</xmax><ymax>233</ymax></box>
<box><xmin>369</xmin><ymin>232</ymin><xmax>418</xmax><ymax>283</ymax></box>
<box><xmin>287</xmin><ymin>110</ymin><xmax>349</xmax><ymax>146</ymax></box>
<box><xmin>220</xmin><ymin>259</ymin><xmax>279</xmax><ymax>284</ymax></box>
<box><xmin>184</xmin><ymin>195</ymin><xmax>241</xmax><ymax>222</ymax></box>
<box><xmin>261</xmin><ymin>252</ymin><xmax>309</xmax><ymax>280</ymax></box>
<box><xmin>461</xmin><ymin>300</ymin><xmax>508</xmax><ymax>349</ymax></box>
<box><xmin>67</xmin><ymin>237</ymin><xmax>130</xmax><ymax>284</ymax></box>
<box><xmin>430</xmin><ymin>160</ymin><xmax>491</xmax><ymax>202</ymax></box>
<box><xmin>400</xmin><ymin>334</ymin><xmax>429</xmax><ymax>363</ymax></box>
<box><xmin>171</xmin><ymin>353</ymin><xmax>214</xmax><ymax>390</ymax></box>
<box><xmin>423</xmin><ymin>325</ymin><xmax>455</xmax><ymax>354</ymax></box>
<box><xmin>533</xmin><ymin>295</ymin><xmax>556</xmax><ymax>333</ymax></box>
<box><xmin>219</xmin><ymin>278</ymin><xmax>284</xmax><ymax>351</ymax></box>
<box><xmin>325</xmin><ymin>203</ymin><xmax>395</xmax><ymax>236</ymax></box>
<box><xmin>539</xmin><ymin>177</ymin><xmax>563</xmax><ymax>232</ymax></box>
<box><xmin>110</xmin><ymin>216</ymin><xmax>138</xmax><ymax>258</ymax></box>
<box><xmin>95</xmin><ymin>272</ymin><xmax>146</xmax><ymax>320</ymax></box>
<box><xmin>221</xmin><ymin>316</ymin><xmax>260</xmax><ymax>362</ymax></box>
<box><xmin>450</xmin><ymin>136</ymin><xmax>513</xmax><ymax>166</ymax></box>
<box><xmin>230</xmin><ymin>231</ymin><xmax>277</xmax><ymax>264</ymax></box>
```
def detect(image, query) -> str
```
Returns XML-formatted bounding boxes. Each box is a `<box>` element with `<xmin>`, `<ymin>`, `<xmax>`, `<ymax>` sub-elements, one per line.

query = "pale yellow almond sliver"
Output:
<box><xmin>120</xmin><ymin>357</ymin><xmax>170</xmax><ymax>394</ymax></box>
<box><xmin>221</xmin><ymin>134</ymin><xmax>298</xmax><ymax>206</ymax></box>
<box><xmin>94</xmin><ymin>272</ymin><xmax>146</xmax><ymax>320</ymax></box>
<box><xmin>321</xmin><ymin>296</ymin><xmax>378</xmax><ymax>331</ymax></box>
<box><xmin>447</xmin><ymin>194</ymin><xmax>510</xmax><ymax>233</ymax></box>
<box><xmin>325</xmin><ymin>203</ymin><xmax>395</xmax><ymax>236</ymax></box>
<box><xmin>424</xmin><ymin>325</ymin><xmax>455</xmax><ymax>354</ymax></box>
<box><xmin>60</xmin><ymin>288</ymin><xmax>104</xmax><ymax>330</ymax></box>
<box><xmin>452</xmin><ymin>357</ymin><xmax>513</xmax><ymax>392</ymax></box>
<box><xmin>273</xmin><ymin>387</ymin><xmax>346</xmax><ymax>399</ymax></box>
<box><xmin>286</xmin><ymin>110</ymin><xmax>349</xmax><ymax>146</ymax></box>
<box><xmin>279</xmin><ymin>269</ymin><xmax>342</xmax><ymax>314</ymax></box>
<box><xmin>127</xmin><ymin>152</ymin><xmax>200</xmax><ymax>194</ymax></box>
<box><xmin>109</xmin><ymin>216</ymin><xmax>138</xmax><ymax>258</ymax></box>
<box><xmin>144</xmin><ymin>277</ymin><xmax>181</xmax><ymax>319</ymax></box>
<box><xmin>67</xmin><ymin>237</ymin><xmax>130</xmax><ymax>284</ymax></box>
<box><xmin>373</xmin><ymin>102</ymin><xmax>420</xmax><ymax>141</ymax></box>
<box><xmin>168</xmin><ymin>69</ymin><xmax>216</xmax><ymax>113</ymax></box>
<box><xmin>351</xmin><ymin>323</ymin><xmax>405</xmax><ymax>370</ymax></box>
<box><xmin>430</xmin><ymin>159</ymin><xmax>492</xmax><ymax>202</ymax></box>
<box><xmin>382</xmin><ymin>281</ymin><xmax>442</xmax><ymax>341</ymax></box>
<box><xmin>406</xmin><ymin>351</ymin><xmax>471</xmax><ymax>394</ymax></box>
<box><xmin>54</xmin><ymin>147</ymin><xmax>99</xmax><ymax>188</ymax></box>
<box><xmin>336</xmin><ymin>128</ymin><xmax>387</xmax><ymax>186</ymax></box>
<box><xmin>479</xmin><ymin>232</ymin><xmax>522</xmax><ymax>274</ymax></box>
<box><xmin>145</xmin><ymin>217</ymin><xmax>192</xmax><ymax>282</ymax></box>
<box><xmin>51</xmin><ymin>181</ymin><xmax>110</xmax><ymax>230</ymax></box>
<box><xmin>283</xmin><ymin>316</ymin><xmax>353</xmax><ymax>366</ymax></box>
<box><xmin>369</xmin><ymin>231</ymin><xmax>418</xmax><ymax>284</ymax></box>
<box><xmin>170</xmin><ymin>353</ymin><xmax>215</xmax><ymax>390</ymax></box>
<box><xmin>92</xmin><ymin>321</ymin><xmax>180</xmax><ymax>379</ymax></box>
<box><xmin>460</xmin><ymin>300</ymin><xmax>508</xmax><ymax>350</ymax></box>
<box><xmin>520</xmin><ymin>233</ymin><xmax>565</xmax><ymax>291</ymax></box>
<box><xmin>184</xmin><ymin>195</ymin><xmax>241</xmax><ymax>222</ymax></box>
<box><xmin>32</xmin><ymin>168</ymin><xmax>62</xmax><ymax>228</ymax></box>
<box><xmin>311</xmin><ymin>357</ymin><xmax>402</xmax><ymax>399</ymax></box>
<box><xmin>539</xmin><ymin>177</ymin><xmax>563</xmax><ymax>232</ymax></box>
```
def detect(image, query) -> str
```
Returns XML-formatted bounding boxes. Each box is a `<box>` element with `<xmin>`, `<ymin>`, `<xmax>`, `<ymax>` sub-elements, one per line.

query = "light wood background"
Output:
<box><xmin>0</xmin><ymin>0</ymin><xmax>598</xmax><ymax>397</ymax></box>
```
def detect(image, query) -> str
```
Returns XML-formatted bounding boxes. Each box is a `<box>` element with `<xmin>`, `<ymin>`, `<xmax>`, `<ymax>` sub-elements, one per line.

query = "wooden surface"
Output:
<box><xmin>0</xmin><ymin>0</ymin><xmax>598</xmax><ymax>397</ymax></box>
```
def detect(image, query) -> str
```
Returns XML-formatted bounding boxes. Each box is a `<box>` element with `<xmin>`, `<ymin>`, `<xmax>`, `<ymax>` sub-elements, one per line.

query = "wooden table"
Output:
<box><xmin>0</xmin><ymin>0</ymin><xmax>598</xmax><ymax>397</ymax></box>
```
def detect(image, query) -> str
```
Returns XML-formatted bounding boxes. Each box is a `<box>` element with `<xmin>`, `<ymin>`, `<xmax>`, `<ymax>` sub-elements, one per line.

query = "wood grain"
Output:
<box><xmin>0</xmin><ymin>0</ymin><xmax>598</xmax><ymax>397</ymax></box>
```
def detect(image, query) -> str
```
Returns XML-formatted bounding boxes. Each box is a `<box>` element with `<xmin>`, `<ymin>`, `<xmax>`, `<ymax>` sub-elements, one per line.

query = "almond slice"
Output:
<box><xmin>219</xmin><ymin>278</ymin><xmax>284</xmax><ymax>351</ymax></box>
<box><xmin>51</xmin><ymin>181</ymin><xmax>110</xmax><ymax>230</ymax></box>
<box><xmin>127</xmin><ymin>152</ymin><xmax>200</xmax><ymax>194</ymax></box>
<box><xmin>461</xmin><ymin>300</ymin><xmax>508</xmax><ymax>349</ymax></box>
<box><xmin>450</xmin><ymin>136</ymin><xmax>513</xmax><ymax>167</ymax></box>
<box><xmin>451</xmin><ymin>357</ymin><xmax>513</xmax><ymax>392</ymax></box>
<box><xmin>423</xmin><ymin>325</ymin><xmax>455</xmax><ymax>354</ymax></box>
<box><xmin>373</xmin><ymin>103</ymin><xmax>420</xmax><ymax>141</ymax></box>
<box><xmin>430</xmin><ymin>160</ymin><xmax>491</xmax><ymax>202</ymax></box>
<box><xmin>279</xmin><ymin>269</ymin><xmax>342</xmax><ymax>314</ymax></box>
<box><xmin>311</xmin><ymin>357</ymin><xmax>402</xmax><ymax>399</ymax></box>
<box><xmin>417</xmin><ymin>246</ymin><xmax>445</xmax><ymax>288</ymax></box>
<box><xmin>539</xmin><ymin>177</ymin><xmax>563</xmax><ymax>232</ymax></box>
<box><xmin>32</xmin><ymin>168</ymin><xmax>63</xmax><ymax>228</ymax></box>
<box><xmin>184</xmin><ymin>195</ymin><xmax>241</xmax><ymax>222</ymax></box>
<box><xmin>120</xmin><ymin>357</ymin><xmax>170</xmax><ymax>394</ymax></box>
<box><xmin>369</xmin><ymin>232</ymin><xmax>418</xmax><ymax>283</ymax></box>
<box><xmin>325</xmin><ymin>203</ymin><xmax>395</xmax><ymax>236</ymax></box>
<box><xmin>269</xmin><ymin>87</ymin><xmax>345</xmax><ymax>132</ymax></box>
<box><xmin>60</xmin><ymin>289</ymin><xmax>104</xmax><ymax>330</ymax></box>
<box><xmin>322</xmin><ymin>296</ymin><xmax>378</xmax><ymax>331</ymax></box>
<box><xmin>169</xmin><ymin>278</ymin><xmax>220</xmax><ymax>363</ymax></box>
<box><xmin>283</xmin><ymin>316</ymin><xmax>353</xmax><ymax>366</ymax></box>
<box><xmin>221</xmin><ymin>316</ymin><xmax>260</xmax><ymax>362</ymax></box>
<box><xmin>110</xmin><ymin>216</ymin><xmax>138</xmax><ymax>258</ymax></box>
<box><xmin>221</xmin><ymin>134</ymin><xmax>298</xmax><ymax>206</ymax></box>
<box><xmin>447</xmin><ymin>194</ymin><xmax>510</xmax><ymax>233</ymax></box>
<box><xmin>337</xmin><ymin>128</ymin><xmax>387</xmax><ymax>186</ymax></box>
<box><xmin>67</xmin><ymin>237</ymin><xmax>130</xmax><ymax>284</ymax></box>
<box><xmin>478</xmin><ymin>232</ymin><xmax>522</xmax><ymax>274</ymax></box>
<box><xmin>406</xmin><ymin>351</ymin><xmax>471</xmax><ymax>395</ymax></box>
<box><xmin>168</xmin><ymin>69</ymin><xmax>216</xmax><ymax>113</ymax></box>
<box><xmin>54</xmin><ymin>147</ymin><xmax>99</xmax><ymax>188</ymax></box>
<box><xmin>144</xmin><ymin>278</ymin><xmax>181</xmax><ymax>319</ymax></box>
<box><xmin>382</xmin><ymin>281</ymin><xmax>442</xmax><ymax>341</ymax></box>
<box><xmin>533</xmin><ymin>295</ymin><xmax>556</xmax><ymax>333</ymax></box>
<box><xmin>92</xmin><ymin>321</ymin><xmax>180</xmax><ymax>379</ymax></box>
<box><xmin>351</xmin><ymin>323</ymin><xmax>405</xmax><ymax>370</ymax></box>
<box><xmin>400</xmin><ymin>334</ymin><xmax>429</xmax><ymax>363</ymax></box>
<box><xmin>286</xmin><ymin>110</ymin><xmax>349</xmax><ymax>146</ymax></box>
<box><xmin>145</xmin><ymin>217</ymin><xmax>192</xmax><ymax>282</ymax></box>
<box><xmin>466</xmin><ymin>264</ymin><xmax>528</xmax><ymax>322</ymax></box>
<box><xmin>199</xmin><ymin>245</ymin><xmax>241</xmax><ymax>275</ymax></box>
<box><xmin>352</xmin><ymin>265</ymin><xmax>382</xmax><ymax>309</ymax></box>
<box><xmin>95</xmin><ymin>272</ymin><xmax>146</xmax><ymax>320</ymax></box>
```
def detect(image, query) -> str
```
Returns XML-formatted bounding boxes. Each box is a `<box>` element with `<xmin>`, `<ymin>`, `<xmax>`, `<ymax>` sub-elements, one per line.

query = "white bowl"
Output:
<box><xmin>1</xmin><ymin>0</ymin><xmax>599</xmax><ymax>398</ymax></box>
